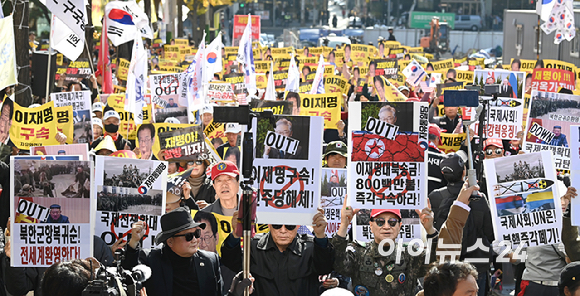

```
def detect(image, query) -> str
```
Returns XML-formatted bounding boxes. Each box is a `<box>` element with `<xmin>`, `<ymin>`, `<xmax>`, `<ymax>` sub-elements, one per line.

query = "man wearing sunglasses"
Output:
<box><xmin>221</xmin><ymin>208</ymin><xmax>334</xmax><ymax>296</ymax></box>
<box><xmin>124</xmin><ymin>207</ymin><xmax>223</xmax><ymax>296</ymax></box>
<box><xmin>333</xmin><ymin>183</ymin><xmax>478</xmax><ymax>296</ymax></box>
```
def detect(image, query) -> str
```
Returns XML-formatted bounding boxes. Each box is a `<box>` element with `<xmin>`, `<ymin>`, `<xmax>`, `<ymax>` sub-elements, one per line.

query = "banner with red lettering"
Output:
<box><xmin>10</xmin><ymin>158</ymin><xmax>93</xmax><ymax>267</ymax></box>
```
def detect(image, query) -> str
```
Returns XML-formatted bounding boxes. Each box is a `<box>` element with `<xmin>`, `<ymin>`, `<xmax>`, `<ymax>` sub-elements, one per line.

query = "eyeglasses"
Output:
<box><xmin>373</xmin><ymin>218</ymin><xmax>400</xmax><ymax>227</ymax></box>
<box><xmin>173</xmin><ymin>229</ymin><xmax>201</xmax><ymax>241</ymax></box>
<box><xmin>187</xmin><ymin>160</ymin><xmax>204</xmax><ymax>166</ymax></box>
<box><xmin>485</xmin><ymin>148</ymin><xmax>503</xmax><ymax>156</ymax></box>
<box><xmin>271</xmin><ymin>225</ymin><xmax>297</xmax><ymax>231</ymax></box>
<box><xmin>200</xmin><ymin>234</ymin><xmax>215</xmax><ymax>243</ymax></box>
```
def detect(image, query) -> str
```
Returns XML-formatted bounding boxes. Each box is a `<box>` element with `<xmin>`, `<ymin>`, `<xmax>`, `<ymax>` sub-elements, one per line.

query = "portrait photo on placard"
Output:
<box><xmin>255</xmin><ymin>115</ymin><xmax>311</xmax><ymax>160</ymax></box>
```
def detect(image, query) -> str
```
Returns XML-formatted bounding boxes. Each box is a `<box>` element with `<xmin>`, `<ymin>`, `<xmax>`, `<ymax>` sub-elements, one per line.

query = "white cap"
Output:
<box><xmin>92</xmin><ymin>117</ymin><xmax>103</xmax><ymax>129</ymax></box>
<box><xmin>103</xmin><ymin>110</ymin><xmax>120</xmax><ymax>121</ymax></box>
<box><xmin>225</xmin><ymin>122</ymin><xmax>241</xmax><ymax>134</ymax></box>
<box><xmin>202</xmin><ymin>104</ymin><xmax>214</xmax><ymax>114</ymax></box>
<box><xmin>93</xmin><ymin>102</ymin><xmax>104</xmax><ymax>112</ymax></box>
<box><xmin>29</xmin><ymin>104</ymin><xmax>41</xmax><ymax>108</ymax></box>
<box><xmin>164</xmin><ymin>117</ymin><xmax>180</xmax><ymax>124</ymax></box>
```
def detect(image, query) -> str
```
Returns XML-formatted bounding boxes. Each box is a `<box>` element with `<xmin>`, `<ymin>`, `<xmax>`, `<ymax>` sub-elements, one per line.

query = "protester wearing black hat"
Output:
<box><xmin>123</xmin><ymin>207</ymin><xmax>223</xmax><ymax>296</ymax></box>
<box><xmin>559</xmin><ymin>262</ymin><xmax>580</xmax><ymax>296</ymax></box>
<box><xmin>90</xmin><ymin>106</ymin><xmax>133</xmax><ymax>151</ymax></box>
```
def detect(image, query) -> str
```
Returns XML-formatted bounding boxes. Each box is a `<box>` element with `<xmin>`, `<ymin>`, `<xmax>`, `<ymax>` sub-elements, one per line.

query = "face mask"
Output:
<box><xmin>104</xmin><ymin>123</ymin><xmax>119</xmax><ymax>133</ymax></box>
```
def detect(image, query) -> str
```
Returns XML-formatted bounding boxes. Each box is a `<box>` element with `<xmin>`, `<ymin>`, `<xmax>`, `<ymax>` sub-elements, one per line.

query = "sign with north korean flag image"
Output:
<box><xmin>347</xmin><ymin>102</ymin><xmax>429</xmax><ymax>210</ymax></box>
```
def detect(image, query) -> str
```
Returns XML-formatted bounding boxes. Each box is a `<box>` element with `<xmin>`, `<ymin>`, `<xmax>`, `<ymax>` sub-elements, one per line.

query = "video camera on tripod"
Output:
<box><xmin>443</xmin><ymin>85</ymin><xmax>501</xmax><ymax>201</ymax></box>
<box><xmin>82</xmin><ymin>249</ymin><xmax>151</xmax><ymax>296</ymax></box>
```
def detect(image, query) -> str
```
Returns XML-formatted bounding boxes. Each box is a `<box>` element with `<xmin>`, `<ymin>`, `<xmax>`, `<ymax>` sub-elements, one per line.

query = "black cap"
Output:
<box><xmin>559</xmin><ymin>261</ymin><xmax>580</xmax><ymax>290</ymax></box>
<box><xmin>155</xmin><ymin>207</ymin><xmax>205</xmax><ymax>245</ymax></box>
<box><xmin>440</xmin><ymin>153</ymin><xmax>465</xmax><ymax>183</ymax></box>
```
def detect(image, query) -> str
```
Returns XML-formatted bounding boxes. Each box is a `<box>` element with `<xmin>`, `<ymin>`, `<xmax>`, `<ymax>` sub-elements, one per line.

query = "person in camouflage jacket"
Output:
<box><xmin>332</xmin><ymin>181</ymin><xmax>478</xmax><ymax>296</ymax></box>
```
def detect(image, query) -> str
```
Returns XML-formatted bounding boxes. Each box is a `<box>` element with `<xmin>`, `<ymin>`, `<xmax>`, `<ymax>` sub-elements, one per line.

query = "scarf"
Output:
<box><xmin>189</xmin><ymin>174</ymin><xmax>205</xmax><ymax>197</ymax></box>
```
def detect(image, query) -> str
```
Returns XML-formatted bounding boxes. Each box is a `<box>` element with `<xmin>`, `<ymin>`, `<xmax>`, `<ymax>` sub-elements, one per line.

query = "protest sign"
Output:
<box><xmin>431</xmin><ymin>59</ymin><xmax>454</xmax><ymax>72</ymax></box>
<box><xmin>324</xmin><ymin>75</ymin><xmax>350</xmax><ymax>95</ymax></box>
<box><xmin>437</xmin><ymin>132</ymin><xmax>466</xmax><ymax>153</ymax></box>
<box><xmin>273</xmin><ymin>70</ymin><xmax>288</xmax><ymax>91</ymax></box>
<box><xmin>63</xmin><ymin>59</ymin><xmax>92</xmax><ymax>80</ymax></box>
<box><xmin>31</xmin><ymin>144</ymin><xmax>89</xmax><ymax>160</ymax></box>
<box><xmin>10</xmin><ymin>158</ymin><xmax>93</xmax><ymax>267</ymax></box>
<box><xmin>94</xmin><ymin>156</ymin><xmax>167</xmax><ymax>249</ymax></box>
<box><xmin>473</xmin><ymin>70</ymin><xmax>526</xmax><ymax>99</ymax></box>
<box><xmin>373</xmin><ymin>58</ymin><xmax>398</xmax><ymax>79</ymax></box>
<box><xmin>454</xmin><ymin>70</ymin><xmax>474</xmax><ymax>83</ymax></box>
<box><xmin>523</xmin><ymin>90</ymin><xmax>578</xmax><ymax>170</ymax></box>
<box><xmin>298</xmin><ymin>93</ymin><xmax>342</xmax><ymax>129</ymax></box>
<box><xmin>484</xmin><ymin>151</ymin><xmax>562</xmax><ymax>247</ymax></box>
<box><xmin>51</xmin><ymin>90</ymin><xmax>93</xmax><ymax>144</ymax></box>
<box><xmin>252</xmin><ymin>116</ymin><xmax>323</xmax><ymax>225</ymax></box>
<box><xmin>347</xmin><ymin>102</ymin><xmax>429</xmax><ymax>210</ymax></box>
<box><xmin>353</xmin><ymin>209</ymin><xmax>422</xmax><ymax>243</ymax></box>
<box><xmin>469</xmin><ymin>96</ymin><xmax>524</xmax><ymax>140</ymax></box>
<box><xmin>190</xmin><ymin>209</ymin><xmax>269</xmax><ymax>257</ymax></box>
<box><xmin>374</xmin><ymin>76</ymin><xmax>407</xmax><ymax>102</ymax></box>
<box><xmin>117</xmin><ymin>58</ymin><xmax>130</xmax><ymax>81</ymax></box>
<box><xmin>233</xmin><ymin>15</ymin><xmax>260</xmax><ymax>46</ymax></box>
<box><xmin>9</xmin><ymin>101</ymin><xmax>73</xmax><ymax>150</ymax></box>
<box><xmin>158</xmin><ymin>125</ymin><xmax>207</xmax><ymax>160</ymax></box>
<box><xmin>207</xmin><ymin>82</ymin><xmax>236</xmax><ymax>104</ymax></box>
<box><xmin>103</xmin><ymin>94</ymin><xmax>153</xmax><ymax>140</ymax></box>
<box><xmin>135</xmin><ymin>122</ymin><xmax>191</xmax><ymax>160</ymax></box>
<box><xmin>149</xmin><ymin>73</ymin><xmax>183</xmax><ymax>108</ymax></box>
<box><xmin>0</xmin><ymin>16</ymin><xmax>17</xmax><ymax>91</ymax></box>
<box><xmin>436</xmin><ymin>82</ymin><xmax>464</xmax><ymax>97</ymax></box>
<box><xmin>320</xmin><ymin>168</ymin><xmax>348</xmax><ymax>238</ymax></box>
<box><xmin>531</xmin><ymin>68</ymin><xmax>576</xmax><ymax>92</ymax></box>
<box><xmin>223</xmin><ymin>73</ymin><xmax>247</xmax><ymax>101</ymax></box>
<box><xmin>250</xmin><ymin>99</ymin><xmax>292</xmax><ymax>115</ymax></box>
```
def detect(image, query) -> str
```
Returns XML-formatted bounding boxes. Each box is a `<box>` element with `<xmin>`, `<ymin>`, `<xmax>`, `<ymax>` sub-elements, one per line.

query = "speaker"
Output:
<box><xmin>31</xmin><ymin>51</ymin><xmax>57</xmax><ymax>98</ymax></box>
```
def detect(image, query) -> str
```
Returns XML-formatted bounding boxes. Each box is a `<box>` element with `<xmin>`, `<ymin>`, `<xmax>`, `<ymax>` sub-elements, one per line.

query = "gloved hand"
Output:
<box><xmin>228</xmin><ymin>271</ymin><xmax>254</xmax><ymax>296</ymax></box>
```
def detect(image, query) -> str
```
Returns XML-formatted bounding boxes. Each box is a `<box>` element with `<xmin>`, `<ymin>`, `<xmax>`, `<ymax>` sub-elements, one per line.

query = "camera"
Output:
<box><xmin>82</xmin><ymin>249</ymin><xmax>151</xmax><ymax>296</ymax></box>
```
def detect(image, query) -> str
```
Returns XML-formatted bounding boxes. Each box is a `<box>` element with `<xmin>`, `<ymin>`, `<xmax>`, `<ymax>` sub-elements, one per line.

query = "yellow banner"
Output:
<box><xmin>324</xmin><ymin>75</ymin><xmax>350</xmax><ymax>95</ymax></box>
<box><xmin>255</xmin><ymin>61</ymin><xmax>271</xmax><ymax>73</ymax></box>
<box><xmin>375</xmin><ymin>76</ymin><xmax>406</xmax><ymax>102</ymax></box>
<box><xmin>204</xmin><ymin>121</ymin><xmax>227</xmax><ymax>145</ymax></box>
<box><xmin>10</xmin><ymin>101</ymin><xmax>73</xmax><ymax>149</ymax></box>
<box><xmin>438</xmin><ymin>132</ymin><xmax>466</xmax><ymax>153</ymax></box>
<box><xmin>299</xmin><ymin>93</ymin><xmax>342</xmax><ymax>129</ymax></box>
<box><xmin>54</xmin><ymin>106</ymin><xmax>74</xmax><ymax>144</ymax></box>
<box><xmin>510</xmin><ymin>58</ymin><xmax>537</xmax><ymax>72</ymax></box>
<box><xmin>431</xmin><ymin>59</ymin><xmax>454</xmax><ymax>72</ymax></box>
<box><xmin>455</xmin><ymin>70</ymin><xmax>474</xmax><ymax>83</ymax></box>
<box><xmin>350</xmin><ymin>44</ymin><xmax>372</xmax><ymax>62</ymax></box>
<box><xmin>164</xmin><ymin>45</ymin><xmax>180</xmax><ymax>60</ymax></box>
<box><xmin>117</xmin><ymin>58</ymin><xmax>130</xmax><ymax>81</ymax></box>
<box><xmin>135</xmin><ymin>123</ymin><xmax>192</xmax><ymax>160</ymax></box>
<box><xmin>256</xmin><ymin>73</ymin><xmax>267</xmax><ymax>89</ymax></box>
<box><xmin>174</xmin><ymin>39</ymin><xmax>188</xmax><ymax>46</ymax></box>
<box><xmin>106</xmin><ymin>94</ymin><xmax>152</xmax><ymax>140</ymax></box>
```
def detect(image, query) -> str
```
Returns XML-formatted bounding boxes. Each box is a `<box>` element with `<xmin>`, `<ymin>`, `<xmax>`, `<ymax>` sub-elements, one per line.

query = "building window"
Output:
<box><xmin>534</xmin><ymin>26</ymin><xmax>542</xmax><ymax>54</ymax></box>
<box><xmin>571</xmin><ymin>28</ymin><xmax>580</xmax><ymax>58</ymax></box>
<box><xmin>516</xmin><ymin>24</ymin><xmax>524</xmax><ymax>56</ymax></box>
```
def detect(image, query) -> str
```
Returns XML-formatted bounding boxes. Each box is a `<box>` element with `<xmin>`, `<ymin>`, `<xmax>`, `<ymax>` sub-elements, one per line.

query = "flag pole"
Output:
<box><xmin>85</xmin><ymin>38</ymin><xmax>101</xmax><ymax>95</ymax></box>
<box><xmin>46</xmin><ymin>14</ymin><xmax>54</xmax><ymax>101</ymax></box>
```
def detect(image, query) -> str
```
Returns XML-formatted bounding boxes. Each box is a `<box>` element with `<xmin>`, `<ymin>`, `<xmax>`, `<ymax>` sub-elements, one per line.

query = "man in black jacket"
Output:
<box><xmin>429</xmin><ymin>153</ymin><xmax>495</xmax><ymax>296</ymax></box>
<box><xmin>123</xmin><ymin>207</ymin><xmax>223</xmax><ymax>296</ymax></box>
<box><xmin>221</xmin><ymin>209</ymin><xmax>334</xmax><ymax>296</ymax></box>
